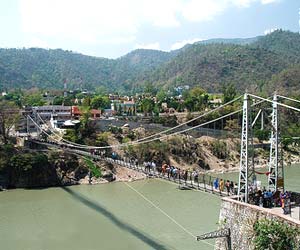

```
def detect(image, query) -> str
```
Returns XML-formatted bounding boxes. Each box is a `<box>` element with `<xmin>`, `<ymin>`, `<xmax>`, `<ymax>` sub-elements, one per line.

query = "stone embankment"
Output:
<box><xmin>215</xmin><ymin>196</ymin><xmax>300</xmax><ymax>250</ymax></box>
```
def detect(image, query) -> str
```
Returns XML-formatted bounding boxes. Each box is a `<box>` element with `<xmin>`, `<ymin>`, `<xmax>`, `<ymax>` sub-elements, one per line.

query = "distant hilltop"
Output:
<box><xmin>0</xmin><ymin>30</ymin><xmax>300</xmax><ymax>95</ymax></box>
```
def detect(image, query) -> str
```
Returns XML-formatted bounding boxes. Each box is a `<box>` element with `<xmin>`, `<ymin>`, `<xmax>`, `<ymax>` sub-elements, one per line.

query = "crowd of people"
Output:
<box><xmin>213</xmin><ymin>178</ymin><xmax>238</xmax><ymax>195</ymax></box>
<box><xmin>143</xmin><ymin>161</ymin><xmax>200</xmax><ymax>184</ymax></box>
<box><xmin>248</xmin><ymin>187</ymin><xmax>292</xmax><ymax>214</ymax></box>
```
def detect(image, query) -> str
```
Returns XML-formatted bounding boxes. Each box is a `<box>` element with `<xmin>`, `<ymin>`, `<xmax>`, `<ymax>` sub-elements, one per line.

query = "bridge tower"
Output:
<box><xmin>238</xmin><ymin>93</ymin><xmax>255</xmax><ymax>203</ymax></box>
<box><xmin>268</xmin><ymin>93</ymin><xmax>284</xmax><ymax>191</ymax></box>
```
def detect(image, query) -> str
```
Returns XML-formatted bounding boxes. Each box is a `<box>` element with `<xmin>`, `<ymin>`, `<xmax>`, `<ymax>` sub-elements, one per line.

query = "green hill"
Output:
<box><xmin>141</xmin><ymin>30</ymin><xmax>300</xmax><ymax>93</ymax></box>
<box><xmin>0</xmin><ymin>30</ymin><xmax>299</xmax><ymax>94</ymax></box>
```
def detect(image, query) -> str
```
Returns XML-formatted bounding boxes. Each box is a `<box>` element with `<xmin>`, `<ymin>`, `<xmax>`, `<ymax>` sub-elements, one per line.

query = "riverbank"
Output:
<box><xmin>77</xmin><ymin>165</ymin><xmax>147</xmax><ymax>185</ymax></box>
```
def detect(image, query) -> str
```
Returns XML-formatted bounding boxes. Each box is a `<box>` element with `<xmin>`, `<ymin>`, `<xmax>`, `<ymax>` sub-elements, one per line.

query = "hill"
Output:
<box><xmin>0</xmin><ymin>30</ymin><xmax>299</xmax><ymax>94</ymax></box>
<box><xmin>140</xmin><ymin>30</ymin><xmax>300</xmax><ymax>93</ymax></box>
<box><xmin>147</xmin><ymin>43</ymin><xmax>289</xmax><ymax>92</ymax></box>
<box><xmin>0</xmin><ymin>48</ymin><xmax>115</xmax><ymax>90</ymax></box>
<box><xmin>252</xmin><ymin>30</ymin><xmax>300</xmax><ymax>63</ymax></box>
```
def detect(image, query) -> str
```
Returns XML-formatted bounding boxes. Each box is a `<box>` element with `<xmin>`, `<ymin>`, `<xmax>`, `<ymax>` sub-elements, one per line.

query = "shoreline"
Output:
<box><xmin>1</xmin><ymin>162</ymin><xmax>299</xmax><ymax>192</ymax></box>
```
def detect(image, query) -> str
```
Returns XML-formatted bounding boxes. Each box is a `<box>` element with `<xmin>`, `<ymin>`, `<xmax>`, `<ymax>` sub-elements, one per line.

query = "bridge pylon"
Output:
<box><xmin>238</xmin><ymin>93</ymin><xmax>255</xmax><ymax>202</ymax></box>
<box><xmin>268</xmin><ymin>93</ymin><xmax>284</xmax><ymax>191</ymax></box>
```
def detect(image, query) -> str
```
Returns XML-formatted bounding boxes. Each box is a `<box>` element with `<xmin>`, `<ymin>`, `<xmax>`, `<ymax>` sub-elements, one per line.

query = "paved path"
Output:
<box><xmin>271</xmin><ymin>206</ymin><xmax>300</xmax><ymax>221</ymax></box>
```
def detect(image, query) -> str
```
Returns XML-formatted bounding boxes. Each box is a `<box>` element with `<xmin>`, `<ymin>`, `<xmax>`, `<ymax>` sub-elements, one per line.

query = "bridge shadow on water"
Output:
<box><xmin>61</xmin><ymin>186</ymin><xmax>173</xmax><ymax>250</ymax></box>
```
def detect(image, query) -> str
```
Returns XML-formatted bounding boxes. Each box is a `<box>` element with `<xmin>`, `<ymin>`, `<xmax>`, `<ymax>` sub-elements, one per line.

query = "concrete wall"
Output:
<box><xmin>215</xmin><ymin>197</ymin><xmax>300</xmax><ymax>250</ymax></box>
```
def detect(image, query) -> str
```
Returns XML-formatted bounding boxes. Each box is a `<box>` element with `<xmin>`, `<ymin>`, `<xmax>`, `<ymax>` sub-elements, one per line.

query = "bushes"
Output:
<box><xmin>254</xmin><ymin>129</ymin><xmax>270</xmax><ymax>142</ymax></box>
<box><xmin>84</xmin><ymin>157</ymin><xmax>101</xmax><ymax>178</ymax></box>
<box><xmin>253</xmin><ymin>219</ymin><xmax>300</xmax><ymax>250</ymax></box>
<box><xmin>211</xmin><ymin>140</ymin><xmax>229</xmax><ymax>159</ymax></box>
<box><xmin>10</xmin><ymin>153</ymin><xmax>49</xmax><ymax>171</ymax></box>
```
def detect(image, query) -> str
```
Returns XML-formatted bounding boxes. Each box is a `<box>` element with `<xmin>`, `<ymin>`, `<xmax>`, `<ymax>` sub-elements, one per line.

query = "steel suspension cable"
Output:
<box><xmin>248</xmin><ymin>94</ymin><xmax>300</xmax><ymax>112</ymax></box>
<box><xmin>32</xmin><ymin>98</ymin><xmax>266</xmax><ymax>150</ymax></box>
<box><xmin>33</xmin><ymin>95</ymin><xmax>243</xmax><ymax>149</ymax></box>
<box><xmin>277</xmin><ymin>94</ymin><xmax>300</xmax><ymax>104</ymax></box>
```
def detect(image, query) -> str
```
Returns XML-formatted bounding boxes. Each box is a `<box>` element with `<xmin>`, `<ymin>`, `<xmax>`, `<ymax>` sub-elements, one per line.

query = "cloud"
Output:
<box><xmin>18</xmin><ymin>0</ymin><xmax>281</xmax><ymax>56</ymax></box>
<box><xmin>141</xmin><ymin>0</ymin><xmax>182</xmax><ymax>28</ymax></box>
<box><xmin>19</xmin><ymin>0</ymin><xmax>139</xmax><ymax>40</ymax></box>
<box><xmin>261</xmin><ymin>0</ymin><xmax>280</xmax><ymax>4</ymax></box>
<box><xmin>264</xmin><ymin>28</ymin><xmax>278</xmax><ymax>35</ymax></box>
<box><xmin>170</xmin><ymin>38</ymin><xmax>204</xmax><ymax>50</ymax></box>
<box><xmin>134</xmin><ymin>42</ymin><xmax>160</xmax><ymax>50</ymax></box>
<box><xmin>181</xmin><ymin>0</ymin><xmax>226</xmax><ymax>22</ymax></box>
<box><xmin>20</xmin><ymin>0</ymin><xmax>274</xmax><ymax>41</ymax></box>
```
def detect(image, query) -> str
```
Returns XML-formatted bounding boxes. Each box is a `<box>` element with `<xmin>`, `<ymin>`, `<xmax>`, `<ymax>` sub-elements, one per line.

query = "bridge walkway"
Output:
<box><xmin>29</xmin><ymin>139</ymin><xmax>234</xmax><ymax>197</ymax></box>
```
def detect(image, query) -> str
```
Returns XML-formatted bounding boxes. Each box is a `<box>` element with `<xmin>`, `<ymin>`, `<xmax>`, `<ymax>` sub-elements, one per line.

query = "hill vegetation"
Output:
<box><xmin>0</xmin><ymin>30</ymin><xmax>299</xmax><ymax>95</ymax></box>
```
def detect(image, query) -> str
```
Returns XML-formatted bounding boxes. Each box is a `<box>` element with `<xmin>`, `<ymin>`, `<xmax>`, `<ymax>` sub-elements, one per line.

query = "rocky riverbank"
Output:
<box><xmin>0</xmin><ymin>147</ymin><xmax>146</xmax><ymax>190</ymax></box>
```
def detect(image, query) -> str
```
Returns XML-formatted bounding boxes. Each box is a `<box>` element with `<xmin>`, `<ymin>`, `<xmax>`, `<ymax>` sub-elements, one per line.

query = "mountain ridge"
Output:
<box><xmin>0</xmin><ymin>30</ymin><xmax>299</xmax><ymax>94</ymax></box>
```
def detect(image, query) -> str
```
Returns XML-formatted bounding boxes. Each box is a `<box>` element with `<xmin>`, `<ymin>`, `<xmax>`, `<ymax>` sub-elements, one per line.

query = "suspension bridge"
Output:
<box><xmin>24</xmin><ymin>92</ymin><xmax>300</xmax><ymax>203</ymax></box>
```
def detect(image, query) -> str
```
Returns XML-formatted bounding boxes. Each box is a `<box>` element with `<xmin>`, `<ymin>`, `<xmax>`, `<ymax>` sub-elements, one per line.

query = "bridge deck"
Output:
<box><xmin>28</xmin><ymin>139</ymin><xmax>233</xmax><ymax>197</ymax></box>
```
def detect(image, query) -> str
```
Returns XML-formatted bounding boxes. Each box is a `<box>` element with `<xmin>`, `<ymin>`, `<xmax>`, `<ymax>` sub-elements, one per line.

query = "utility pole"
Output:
<box><xmin>268</xmin><ymin>93</ymin><xmax>284</xmax><ymax>191</ymax></box>
<box><xmin>26</xmin><ymin>115</ymin><xmax>29</xmax><ymax>135</ymax></box>
<box><xmin>238</xmin><ymin>93</ymin><xmax>255</xmax><ymax>203</ymax></box>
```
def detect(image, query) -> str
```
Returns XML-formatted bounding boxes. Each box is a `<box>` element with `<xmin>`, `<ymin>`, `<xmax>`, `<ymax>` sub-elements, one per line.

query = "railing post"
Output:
<box><xmin>179</xmin><ymin>172</ymin><xmax>181</xmax><ymax>185</ymax></box>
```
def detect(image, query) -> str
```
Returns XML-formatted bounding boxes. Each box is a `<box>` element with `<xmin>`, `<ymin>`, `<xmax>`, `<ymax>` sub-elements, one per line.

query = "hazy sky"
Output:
<box><xmin>0</xmin><ymin>0</ymin><xmax>299</xmax><ymax>58</ymax></box>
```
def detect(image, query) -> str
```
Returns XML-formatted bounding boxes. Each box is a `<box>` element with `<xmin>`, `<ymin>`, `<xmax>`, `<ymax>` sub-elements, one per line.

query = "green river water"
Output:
<box><xmin>215</xmin><ymin>164</ymin><xmax>300</xmax><ymax>191</ymax></box>
<box><xmin>1</xmin><ymin>165</ymin><xmax>299</xmax><ymax>250</ymax></box>
<box><xmin>0</xmin><ymin>179</ymin><xmax>218</xmax><ymax>250</ymax></box>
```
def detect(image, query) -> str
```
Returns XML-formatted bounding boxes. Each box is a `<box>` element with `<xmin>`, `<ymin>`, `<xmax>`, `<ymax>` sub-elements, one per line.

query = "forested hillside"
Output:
<box><xmin>0</xmin><ymin>30</ymin><xmax>299</xmax><ymax>94</ymax></box>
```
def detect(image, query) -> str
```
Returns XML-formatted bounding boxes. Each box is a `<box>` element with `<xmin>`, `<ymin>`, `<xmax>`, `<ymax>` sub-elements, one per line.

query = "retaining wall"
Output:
<box><xmin>215</xmin><ymin>196</ymin><xmax>300</xmax><ymax>250</ymax></box>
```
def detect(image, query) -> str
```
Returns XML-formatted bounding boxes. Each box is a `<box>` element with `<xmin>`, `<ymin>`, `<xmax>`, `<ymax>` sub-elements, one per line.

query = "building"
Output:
<box><xmin>32</xmin><ymin>105</ymin><xmax>72</xmax><ymax>121</ymax></box>
<box><xmin>71</xmin><ymin>106</ymin><xmax>101</xmax><ymax>119</ymax></box>
<box><xmin>111</xmin><ymin>100</ymin><xmax>136</xmax><ymax>115</ymax></box>
<box><xmin>17</xmin><ymin>106</ymin><xmax>72</xmax><ymax>133</ymax></box>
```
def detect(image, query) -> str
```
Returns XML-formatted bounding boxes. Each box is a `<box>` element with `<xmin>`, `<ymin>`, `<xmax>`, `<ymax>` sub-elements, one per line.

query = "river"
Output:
<box><xmin>1</xmin><ymin>165</ymin><xmax>299</xmax><ymax>250</ymax></box>
<box><xmin>0</xmin><ymin>179</ymin><xmax>219</xmax><ymax>250</ymax></box>
<box><xmin>215</xmin><ymin>164</ymin><xmax>300</xmax><ymax>191</ymax></box>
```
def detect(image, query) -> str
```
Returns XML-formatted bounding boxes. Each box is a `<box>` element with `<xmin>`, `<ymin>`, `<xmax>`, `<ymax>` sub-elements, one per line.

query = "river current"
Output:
<box><xmin>1</xmin><ymin>165</ymin><xmax>299</xmax><ymax>250</ymax></box>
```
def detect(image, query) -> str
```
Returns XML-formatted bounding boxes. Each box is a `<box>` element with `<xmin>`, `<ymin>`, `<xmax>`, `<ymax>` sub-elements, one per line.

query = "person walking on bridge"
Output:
<box><xmin>213</xmin><ymin>178</ymin><xmax>219</xmax><ymax>190</ymax></box>
<box><xmin>183</xmin><ymin>170</ymin><xmax>188</xmax><ymax>185</ymax></box>
<box><xmin>219</xmin><ymin>179</ymin><xmax>224</xmax><ymax>192</ymax></box>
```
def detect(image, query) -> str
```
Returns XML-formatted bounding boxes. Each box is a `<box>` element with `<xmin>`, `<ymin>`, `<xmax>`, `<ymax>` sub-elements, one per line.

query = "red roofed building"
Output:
<box><xmin>72</xmin><ymin>106</ymin><xmax>101</xmax><ymax>119</ymax></box>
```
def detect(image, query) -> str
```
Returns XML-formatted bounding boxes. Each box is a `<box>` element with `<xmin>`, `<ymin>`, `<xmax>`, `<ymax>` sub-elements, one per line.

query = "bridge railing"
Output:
<box><xmin>102</xmin><ymin>156</ymin><xmax>235</xmax><ymax>197</ymax></box>
<box><xmin>29</xmin><ymin>138</ymin><xmax>236</xmax><ymax>197</ymax></box>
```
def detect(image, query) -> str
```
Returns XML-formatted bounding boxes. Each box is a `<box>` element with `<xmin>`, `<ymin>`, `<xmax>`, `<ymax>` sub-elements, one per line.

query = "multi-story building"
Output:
<box><xmin>17</xmin><ymin>106</ymin><xmax>72</xmax><ymax>133</ymax></box>
<box><xmin>32</xmin><ymin>105</ymin><xmax>72</xmax><ymax>121</ymax></box>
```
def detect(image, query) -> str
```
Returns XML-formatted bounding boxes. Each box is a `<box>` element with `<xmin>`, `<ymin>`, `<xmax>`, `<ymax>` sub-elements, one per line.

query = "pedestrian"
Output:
<box><xmin>225</xmin><ymin>180</ymin><xmax>230</xmax><ymax>195</ymax></box>
<box><xmin>213</xmin><ymin>178</ymin><xmax>219</xmax><ymax>190</ymax></box>
<box><xmin>219</xmin><ymin>179</ymin><xmax>224</xmax><ymax>192</ymax></box>
<box><xmin>183</xmin><ymin>170</ymin><xmax>188</xmax><ymax>184</ymax></box>
<box><xmin>193</xmin><ymin>170</ymin><xmax>199</xmax><ymax>183</ymax></box>
<box><xmin>229</xmin><ymin>181</ymin><xmax>234</xmax><ymax>194</ymax></box>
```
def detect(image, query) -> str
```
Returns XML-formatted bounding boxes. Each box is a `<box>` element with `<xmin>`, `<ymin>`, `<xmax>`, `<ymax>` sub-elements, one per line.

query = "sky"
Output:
<box><xmin>0</xmin><ymin>0</ymin><xmax>299</xmax><ymax>58</ymax></box>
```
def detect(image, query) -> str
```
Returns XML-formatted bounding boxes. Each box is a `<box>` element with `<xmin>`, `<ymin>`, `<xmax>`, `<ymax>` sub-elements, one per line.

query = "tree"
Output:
<box><xmin>78</xmin><ymin>106</ymin><xmax>96</xmax><ymax>142</ymax></box>
<box><xmin>254</xmin><ymin>219</ymin><xmax>300</xmax><ymax>250</ymax></box>
<box><xmin>156</xmin><ymin>89</ymin><xmax>167</xmax><ymax>103</ymax></box>
<box><xmin>63</xmin><ymin>129</ymin><xmax>79</xmax><ymax>143</ymax></box>
<box><xmin>140</xmin><ymin>98</ymin><xmax>155</xmax><ymax>116</ymax></box>
<box><xmin>2</xmin><ymin>90</ymin><xmax>23</xmax><ymax>107</ymax></box>
<box><xmin>52</xmin><ymin>96</ymin><xmax>64</xmax><ymax>105</ymax></box>
<box><xmin>95</xmin><ymin>86</ymin><xmax>108</xmax><ymax>95</ymax></box>
<box><xmin>91</xmin><ymin>95</ymin><xmax>110</xmax><ymax>110</ymax></box>
<box><xmin>23</xmin><ymin>93</ymin><xmax>45</xmax><ymax>106</ymax></box>
<box><xmin>144</xmin><ymin>81</ymin><xmax>156</xmax><ymax>96</ymax></box>
<box><xmin>222</xmin><ymin>83</ymin><xmax>237</xmax><ymax>103</ymax></box>
<box><xmin>183</xmin><ymin>87</ymin><xmax>208</xmax><ymax>111</ymax></box>
<box><xmin>82</xmin><ymin>97</ymin><xmax>91</xmax><ymax>107</ymax></box>
<box><xmin>0</xmin><ymin>100</ymin><xmax>20</xmax><ymax>144</ymax></box>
